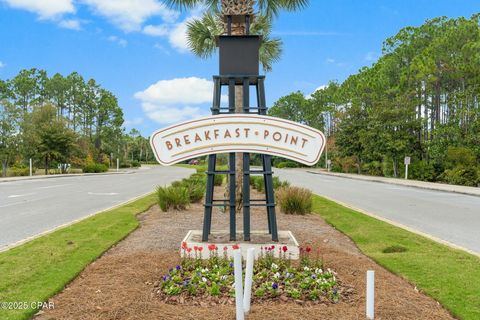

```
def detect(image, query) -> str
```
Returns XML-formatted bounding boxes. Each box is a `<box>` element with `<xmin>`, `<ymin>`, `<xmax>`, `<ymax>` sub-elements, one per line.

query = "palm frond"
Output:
<box><xmin>186</xmin><ymin>12</ymin><xmax>224</xmax><ymax>58</ymax></box>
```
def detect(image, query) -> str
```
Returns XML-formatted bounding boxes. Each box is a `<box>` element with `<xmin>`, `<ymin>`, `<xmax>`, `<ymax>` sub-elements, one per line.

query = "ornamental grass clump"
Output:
<box><xmin>157</xmin><ymin>185</ymin><xmax>190</xmax><ymax>212</ymax></box>
<box><xmin>276</xmin><ymin>186</ymin><xmax>313</xmax><ymax>215</ymax></box>
<box><xmin>155</xmin><ymin>242</ymin><xmax>340</xmax><ymax>305</ymax></box>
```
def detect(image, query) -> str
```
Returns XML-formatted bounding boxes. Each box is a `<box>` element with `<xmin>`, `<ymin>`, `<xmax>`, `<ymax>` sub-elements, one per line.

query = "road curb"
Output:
<box><xmin>317</xmin><ymin>194</ymin><xmax>480</xmax><ymax>258</ymax></box>
<box><xmin>0</xmin><ymin>190</ymin><xmax>156</xmax><ymax>254</ymax></box>
<box><xmin>306</xmin><ymin>170</ymin><xmax>480</xmax><ymax>198</ymax></box>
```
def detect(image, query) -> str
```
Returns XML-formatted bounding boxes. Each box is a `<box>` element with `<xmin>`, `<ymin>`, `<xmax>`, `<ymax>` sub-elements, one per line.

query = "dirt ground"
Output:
<box><xmin>35</xmin><ymin>189</ymin><xmax>454</xmax><ymax>320</ymax></box>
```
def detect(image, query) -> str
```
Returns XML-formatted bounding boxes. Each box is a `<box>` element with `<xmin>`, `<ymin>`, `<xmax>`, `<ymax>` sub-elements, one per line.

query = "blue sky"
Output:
<box><xmin>0</xmin><ymin>0</ymin><xmax>478</xmax><ymax>136</ymax></box>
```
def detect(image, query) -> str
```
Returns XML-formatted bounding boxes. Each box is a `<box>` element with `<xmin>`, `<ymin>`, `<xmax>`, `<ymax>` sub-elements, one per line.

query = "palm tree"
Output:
<box><xmin>165</xmin><ymin>0</ymin><xmax>309</xmax><ymax>209</ymax></box>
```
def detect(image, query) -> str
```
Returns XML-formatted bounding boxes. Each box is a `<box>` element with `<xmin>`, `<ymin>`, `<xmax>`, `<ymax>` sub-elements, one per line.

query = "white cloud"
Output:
<box><xmin>135</xmin><ymin>77</ymin><xmax>215</xmax><ymax>124</ymax></box>
<box><xmin>59</xmin><ymin>19</ymin><xmax>81</xmax><ymax>30</ymax></box>
<box><xmin>2</xmin><ymin>0</ymin><xmax>75</xmax><ymax>19</ymax></box>
<box><xmin>80</xmin><ymin>0</ymin><xmax>179</xmax><ymax>32</ymax></box>
<box><xmin>124</xmin><ymin>117</ymin><xmax>144</xmax><ymax>126</ymax></box>
<box><xmin>154</xmin><ymin>43</ymin><xmax>170</xmax><ymax>55</ymax></box>
<box><xmin>168</xmin><ymin>21</ymin><xmax>190</xmax><ymax>52</ymax></box>
<box><xmin>108</xmin><ymin>35</ymin><xmax>128</xmax><ymax>47</ymax></box>
<box><xmin>304</xmin><ymin>85</ymin><xmax>327</xmax><ymax>99</ymax></box>
<box><xmin>143</xmin><ymin>24</ymin><xmax>169</xmax><ymax>36</ymax></box>
<box><xmin>325</xmin><ymin>58</ymin><xmax>346</xmax><ymax>67</ymax></box>
<box><xmin>0</xmin><ymin>61</ymin><xmax>5</xmax><ymax>68</ymax></box>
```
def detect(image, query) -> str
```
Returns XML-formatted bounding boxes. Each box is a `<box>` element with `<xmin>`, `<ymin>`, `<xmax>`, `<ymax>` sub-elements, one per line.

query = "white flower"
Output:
<box><xmin>315</xmin><ymin>268</ymin><xmax>323</xmax><ymax>274</ymax></box>
<box><xmin>271</xmin><ymin>263</ymin><xmax>278</xmax><ymax>270</ymax></box>
<box><xmin>273</xmin><ymin>272</ymin><xmax>281</xmax><ymax>279</ymax></box>
<box><xmin>303</xmin><ymin>266</ymin><xmax>310</xmax><ymax>272</ymax></box>
<box><xmin>202</xmin><ymin>277</ymin><xmax>207</xmax><ymax>282</ymax></box>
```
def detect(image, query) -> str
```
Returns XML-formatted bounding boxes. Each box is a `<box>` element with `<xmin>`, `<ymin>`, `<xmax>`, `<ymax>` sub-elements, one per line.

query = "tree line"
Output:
<box><xmin>0</xmin><ymin>68</ymin><xmax>154</xmax><ymax>176</ymax></box>
<box><xmin>270</xmin><ymin>14</ymin><xmax>480</xmax><ymax>186</ymax></box>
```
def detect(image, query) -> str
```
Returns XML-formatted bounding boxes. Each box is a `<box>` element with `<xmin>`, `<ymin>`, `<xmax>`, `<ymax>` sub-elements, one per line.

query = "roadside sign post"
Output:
<box><xmin>116</xmin><ymin>158</ymin><xmax>119</xmax><ymax>172</ymax></box>
<box><xmin>327</xmin><ymin>159</ymin><xmax>332</xmax><ymax>172</ymax></box>
<box><xmin>404</xmin><ymin>156</ymin><xmax>411</xmax><ymax>180</ymax></box>
<box><xmin>29</xmin><ymin>158</ymin><xmax>32</xmax><ymax>177</ymax></box>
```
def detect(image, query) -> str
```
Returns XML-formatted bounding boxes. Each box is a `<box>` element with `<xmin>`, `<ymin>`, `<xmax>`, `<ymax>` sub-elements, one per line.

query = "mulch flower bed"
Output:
<box><xmin>155</xmin><ymin>243</ymin><xmax>352</xmax><ymax>306</ymax></box>
<box><xmin>35</xmin><ymin>188</ymin><xmax>454</xmax><ymax>320</ymax></box>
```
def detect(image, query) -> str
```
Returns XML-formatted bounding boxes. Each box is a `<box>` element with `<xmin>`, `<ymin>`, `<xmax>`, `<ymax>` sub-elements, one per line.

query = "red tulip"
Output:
<box><xmin>282</xmin><ymin>246</ymin><xmax>288</xmax><ymax>252</ymax></box>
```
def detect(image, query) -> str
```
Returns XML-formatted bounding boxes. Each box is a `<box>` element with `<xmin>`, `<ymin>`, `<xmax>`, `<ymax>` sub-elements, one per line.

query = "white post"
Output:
<box><xmin>243</xmin><ymin>248</ymin><xmax>255</xmax><ymax>314</ymax></box>
<box><xmin>29</xmin><ymin>158</ymin><xmax>32</xmax><ymax>177</ymax></box>
<box><xmin>325</xmin><ymin>136</ymin><xmax>328</xmax><ymax>169</ymax></box>
<box><xmin>233</xmin><ymin>250</ymin><xmax>244</xmax><ymax>320</ymax></box>
<box><xmin>405</xmin><ymin>164</ymin><xmax>409</xmax><ymax>180</ymax></box>
<box><xmin>366</xmin><ymin>270</ymin><xmax>375</xmax><ymax>319</ymax></box>
<box><xmin>116</xmin><ymin>158</ymin><xmax>119</xmax><ymax>172</ymax></box>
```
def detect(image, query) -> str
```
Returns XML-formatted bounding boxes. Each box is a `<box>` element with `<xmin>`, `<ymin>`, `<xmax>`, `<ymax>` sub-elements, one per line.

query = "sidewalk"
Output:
<box><xmin>304</xmin><ymin>169</ymin><xmax>480</xmax><ymax>197</ymax></box>
<box><xmin>0</xmin><ymin>170</ymin><xmax>134</xmax><ymax>183</ymax></box>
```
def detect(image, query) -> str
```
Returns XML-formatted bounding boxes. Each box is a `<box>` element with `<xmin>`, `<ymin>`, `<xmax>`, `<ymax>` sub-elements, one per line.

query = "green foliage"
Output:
<box><xmin>382</xmin><ymin>245</ymin><xmax>408</xmax><ymax>253</ymax></box>
<box><xmin>271</xmin><ymin>15</ymin><xmax>480</xmax><ymax>185</ymax></box>
<box><xmin>409</xmin><ymin>161</ymin><xmax>436</xmax><ymax>181</ymax></box>
<box><xmin>7</xmin><ymin>164</ymin><xmax>30</xmax><ymax>176</ymax></box>
<box><xmin>157</xmin><ymin>185</ymin><xmax>190</xmax><ymax>212</ymax></box>
<box><xmin>82</xmin><ymin>163</ymin><xmax>108</xmax><ymax>173</ymax></box>
<box><xmin>0</xmin><ymin>69</ymin><xmax>155</xmax><ymax>178</ymax></box>
<box><xmin>361</xmin><ymin>161</ymin><xmax>383</xmax><ymax>176</ymax></box>
<box><xmin>130</xmin><ymin>160</ymin><xmax>141</xmax><ymax>168</ymax></box>
<box><xmin>276</xmin><ymin>161</ymin><xmax>299</xmax><ymax>168</ymax></box>
<box><xmin>445</xmin><ymin>146</ymin><xmax>477</xmax><ymax>169</ymax></box>
<box><xmin>272</xmin><ymin>176</ymin><xmax>290</xmax><ymax>189</ymax></box>
<box><xmin>275</xmin><ymin>186</ymin><xmax>313</xmax><ymax>215</ymax></box>
<box><xmin>440</xmin><ymin>166</ymin><xmax>479</xmax><ymax>187</ymax></box>
<box><xmin>214</xmin><ymin>174</ymin><xmax>223</xmax><ymax>186</ymax></box>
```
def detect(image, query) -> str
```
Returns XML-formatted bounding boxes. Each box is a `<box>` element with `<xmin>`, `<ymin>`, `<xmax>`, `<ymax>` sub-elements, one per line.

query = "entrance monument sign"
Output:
<box><xmin>149</xmin><ymin>8</ymin><xmax>325</xmax><ymax>250</ymax></box>
<box><xmin>150</xmin><ymin>114</ymin><xmax>326</xmax><ymax>166</ymax></box>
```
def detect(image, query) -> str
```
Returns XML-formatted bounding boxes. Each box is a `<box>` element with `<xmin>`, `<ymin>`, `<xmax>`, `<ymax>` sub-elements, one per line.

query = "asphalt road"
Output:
<box><xmin>0</xmin><ymin>166</ymin><xmax>194</xmax><ymax>250</ymax></box>
<box><xmin>275</xmin><ymin>168</ymin><xmax>480</xmax><ymax>255</ymax></box>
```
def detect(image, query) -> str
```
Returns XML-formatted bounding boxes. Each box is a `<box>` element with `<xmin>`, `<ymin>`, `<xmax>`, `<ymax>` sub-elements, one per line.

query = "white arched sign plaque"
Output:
<box><xmin>150</xmin><ymin>114</ymin><xmax>326</xmax><ymax>166</ymax></box>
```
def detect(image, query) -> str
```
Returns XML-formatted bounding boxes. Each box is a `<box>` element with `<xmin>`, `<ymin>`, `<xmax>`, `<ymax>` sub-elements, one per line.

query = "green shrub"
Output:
<box><xmin>82</xmin><ymin>163</ymin><xmax>108</xmax><ymax>173</ymax></box>
<box><xmin>131</xmin><ymin>160</ymin><xmax>141</xmax><ymax>168</ymax></box>
<box><xmin>275</xmin><ymin>186</ymin><xmax>312</xmax><ymax>215</ymax></box>
<box><xmin>410</xmin><ymin>161</ymin><xmax>436</xmax><ymax>181</ymax></box>
<box><xmin>171</xmin><ymin>181</ymin><xmax>183</xmax><ymax>188</ymax></box>
<box><xmin>250</xmin><ymin>176</ymin><xmax>289</xmax><ymax>191</ymax></box>
<box><xmin>440</xmin><ymin>166</ymin><xmax>479</xmax><ymax>187</ymax></box>
<box><xmin>8</xmin><ymin>164</ymin><xmax>30</xmax><ymax>176</ymax></box>
<box><xmin>445</xmin><ymin>146</ymin><xmax>477</xmax><ymax>169</ymax></box>
<box><xmin>157</xmin><ymin>185</ymin><xmax>190</xmax><ymax>211</ymax></box>
<box><xmin>214</xmin><ymin>174</ymin><xmax>224</xmax><ymax>186</ymax></box>
<box><xmin>182</xmin><ymin>179</ymin><xmax>205</xmax><ymax>203</ymax></box>
<box><xmin>276</xmin><ymin>161</ymin><xmax>299</xmax><ymax>168</ymax></box>
<box><xmin>361</xmin><ymin>161</ymin><xmax>383</xmax><ymax>176</ymax></box>
<box><xmin>272</xmin><ymin>176</ymin><xmax>290</xmax><ymax>189</ymax></box>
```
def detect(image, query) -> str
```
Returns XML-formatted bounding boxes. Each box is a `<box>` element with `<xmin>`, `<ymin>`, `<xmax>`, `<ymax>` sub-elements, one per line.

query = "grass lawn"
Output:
<box><xmin>0</xmin><ymin>193</ymin><xmax>158</xmax><ymax>320</ymax></box>
<box><xmin>312</xmin><ymin>195</ymin><xmax>480</xmax><ymax>320</ymax></box>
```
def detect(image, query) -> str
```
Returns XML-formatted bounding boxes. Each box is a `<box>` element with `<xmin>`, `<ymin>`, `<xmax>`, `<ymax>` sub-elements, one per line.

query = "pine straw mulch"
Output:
<box><xmin>35</xmin><ymin>188</ymin><xmax>454</xmax><ymax>320</ymax></box>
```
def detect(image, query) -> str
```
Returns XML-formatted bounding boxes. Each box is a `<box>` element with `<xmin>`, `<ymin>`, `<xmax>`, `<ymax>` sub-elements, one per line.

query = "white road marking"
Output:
<box><xmin>7</xmin><ymin>193</ymin><xmax>35</xmax><ymax>198</ymax></box>
<box><xmin>38</xmin><ymin>184</ymin><xmax>72</xmax><ymax>189</ymax></box>
<box><xmin>87</xmin><ymin>192</ymin><xmax>119</xmax><ymax>196</ymax></box>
